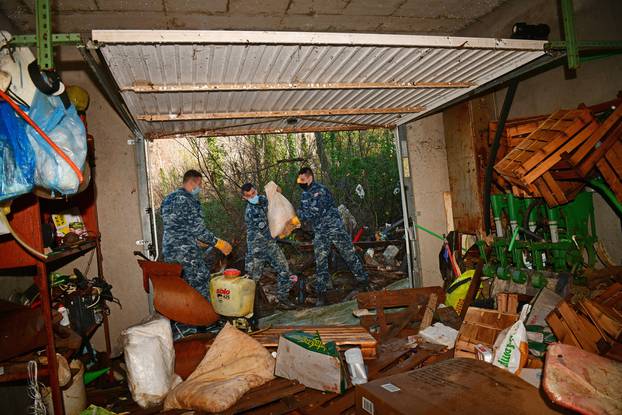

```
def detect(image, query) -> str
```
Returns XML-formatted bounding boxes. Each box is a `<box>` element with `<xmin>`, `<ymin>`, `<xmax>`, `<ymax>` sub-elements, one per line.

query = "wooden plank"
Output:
<box><xmin>580</xmin><ymin>299</ymin><xmax>622</xmax><ymax>341</ymax></box>
<box><xmin>150</xmin><ymin>123</ymin><xmax>389</xmax><ymax>140</ymax></box>
<box><xmin>546</xmin><ymin>311</ymin><xmax>582</xmax><ymax>348</ymax></box>
<box><xmin>598</xmin><ymin>157</ymin><xmax>622</xmax><ymax>201</ymax></box>
<box><xmin>554</xmin><ymin>302</ymin><xmax>607</xmax><ymax>353</ymax></box>
<box><xmin>383</xmin><ymin>301</ymin><xmax>421</xmax><ymax>341</ymax></box>
<box><xmin>578</xmin><ymin>121</ymin><xmax>622</xmax><ymax>176</ymax></box>
<box><xmin>229</xmin><ymin>379</ymin><xmax>306</xmax><ymax>414</ymax></box>
<box><xmin>520</xmin><ymin>120</ymin><xmax>599</xmax><ymax>184</ymax></box>
<box><xmin>569</xmin><ymin>105</ymin><xmax>622</xmax><ymax>165</ymax></box>
<box><xmin>138</xmin><ymin>106</ymin><xmax>426</xmax><ymax>122</ymax></box>
<box><xmin>419</xmin><ymin>293</ymin><xmax>438</xmax><ymax>331</ymax></box>
<box><xmin>251</xmin><ymin>325</ymin><xmax>377</xmax><ymax>359</ymax></box>
<box><xmin>459</xmin><ymin>259</ymin><xmax>484</xmax><ymax>319</ymax></box>
<box><xmin>356</xmin><ymin>287</ymin><xmax>445</xmax><ymax>309</ymax></box>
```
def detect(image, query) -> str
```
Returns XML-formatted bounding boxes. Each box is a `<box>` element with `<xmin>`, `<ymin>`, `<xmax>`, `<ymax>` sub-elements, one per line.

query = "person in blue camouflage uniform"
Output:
<box><xmin>296</xmin><ymin>167</ymin><xmax>369</xmax><ymax>306</ymax></box>
<box><xmin>241</xmin><ymin>183</ymin><xmax>297</xmax><ymax>310</ymax></box>
<box><xmin>161</xmin><ymin>170</ymin><xmax>232</xmax><ymax>301</ymax></box>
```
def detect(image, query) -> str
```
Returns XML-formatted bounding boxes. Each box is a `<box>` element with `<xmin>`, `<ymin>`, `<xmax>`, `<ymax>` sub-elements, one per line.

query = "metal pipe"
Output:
<box><xmin>394</xmin><ymin>126</ymin><xmax>420</xmax><ymax>288</ymax></box>
<box><xmin>587</xmin><ymin>178</ymin><xmax>622</xmax><ymax>217</ymax></box>
<box><xmin>484</xmin><ymin>80</ymin><xmax>519</xmax><ymax>234</ymax></box>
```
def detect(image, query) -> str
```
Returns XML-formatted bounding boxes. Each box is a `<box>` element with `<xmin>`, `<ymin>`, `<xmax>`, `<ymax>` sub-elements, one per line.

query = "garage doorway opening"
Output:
<box><xmin>147</xmin><ymin>129</ymin><xmax>410</xmax><ymax>318</ymax></box>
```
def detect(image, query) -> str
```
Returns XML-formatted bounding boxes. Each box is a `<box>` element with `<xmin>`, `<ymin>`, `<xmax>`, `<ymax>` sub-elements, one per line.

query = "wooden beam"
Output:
<box><xmin>123</xmin><ymin>81</ymin><xmax>475</xmax><ymax>93</ymax></box>
<box><xmin>138</xmin><ymin>106</ymin><xmax>425</xmax><ymax>122</ymax></box>
<box><xmin>148</xmin><ymin>123</ymin><xmax>392</xmax><ymax>139</ymax></box>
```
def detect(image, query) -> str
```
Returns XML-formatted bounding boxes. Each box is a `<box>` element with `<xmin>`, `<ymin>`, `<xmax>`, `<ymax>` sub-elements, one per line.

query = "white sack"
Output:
<box><xmin>121</xmin><ymin>314</ymin><xmax>181</xmax><ymax>408</ymax></box>
<box><xmin>164</xmin><ymin>323</ymin><xmax>275</xmax><ymax>412</ymax></box>
<box><xmin>493</xmin><ymin>304</ymin><xmax>531</xmax><ymax>375</ymax></box>
<box><xmin>265</xmin><ymin>181</ymin><xmax>297</xmax><ymax>238</ymax></box>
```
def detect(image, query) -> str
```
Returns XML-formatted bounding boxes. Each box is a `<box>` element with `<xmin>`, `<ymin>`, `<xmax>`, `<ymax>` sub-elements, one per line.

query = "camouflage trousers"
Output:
<box><xmin>163</xmin><ymin>245</ymin><xmax>211</xmax><ymax>301</ymax></box>
<box><xmin>313</xmin><ymin>226</ymin><xmax>368</xmax><ymax>294</ymax></box>
<box><xmin>246</xmin><ymin>237</ymin><xmax>293</xmax><ymax>299</ymax></box>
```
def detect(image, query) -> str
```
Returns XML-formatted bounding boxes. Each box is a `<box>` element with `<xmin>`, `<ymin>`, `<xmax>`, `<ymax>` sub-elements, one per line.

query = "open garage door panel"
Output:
<box><xmin>91</xmin><ymin>30</ymin><xmax>546</xmax><ymax>138</ymax></box>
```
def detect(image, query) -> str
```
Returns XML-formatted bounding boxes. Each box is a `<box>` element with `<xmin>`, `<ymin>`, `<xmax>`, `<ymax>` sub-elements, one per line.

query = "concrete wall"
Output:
<box><xmin>56</xmin><ymin>47</ymin><xmax>148</xmax><ymax>353</ymax></box>
<box><xmin>406</xmin><ymin>114</ymin><xmax>451</xmax><ymax>287</ymax></box>
<box><xmin>458</xmin><ymin>0</ymin><xmax>622</xmax><ymax>264</ymax></box>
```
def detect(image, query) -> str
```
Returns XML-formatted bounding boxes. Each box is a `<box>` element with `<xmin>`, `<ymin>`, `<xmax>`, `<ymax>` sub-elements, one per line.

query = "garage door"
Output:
<box><xmin>91</xmin><ymin>30</ymin><xmax>546</xmax><ymax>139</ymax></box>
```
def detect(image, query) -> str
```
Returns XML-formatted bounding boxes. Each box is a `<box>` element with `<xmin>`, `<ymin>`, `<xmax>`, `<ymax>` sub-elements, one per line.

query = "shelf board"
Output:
<box><xmin>44</xmin><ymin>240</ymin><xmax>97</xmax><ymax>264</ymax></box>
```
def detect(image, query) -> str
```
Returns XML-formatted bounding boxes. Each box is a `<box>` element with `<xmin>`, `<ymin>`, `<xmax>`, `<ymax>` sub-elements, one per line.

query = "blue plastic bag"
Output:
<box><xmin>26</xmin><ymin>90</ymin><xmax>86</xmax><ymax>195</ymax></box>
<box><xmin>0</xmin><ymin>100</ymin><xmax>35</xmax><ymax>202</ymax></box>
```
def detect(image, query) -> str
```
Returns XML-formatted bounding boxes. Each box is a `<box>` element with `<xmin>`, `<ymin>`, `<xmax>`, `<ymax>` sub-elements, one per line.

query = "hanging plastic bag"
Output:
<box><xmin>0</xmin><ymin>100</ymin><xmax>35</xmax><ymax>201</ymax></box>
<box><xmin>265</xmin><ymin>181</ymin><xmax>300</xmax><ymax>238</ymax></box>
<box><xmin>493</xmin><ymin>303</ymin><xmax>531</xmax><ymax>375</ymax></box>
<box><xmin>25</xmin><ymin>90</ymin><xmax>86</xmax><ymax>195</ymax></box>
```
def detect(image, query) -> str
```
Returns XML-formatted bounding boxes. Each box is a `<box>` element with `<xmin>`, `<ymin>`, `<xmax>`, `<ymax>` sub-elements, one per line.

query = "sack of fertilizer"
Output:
<box><xmin>493</xmin><ymin>303</ymin><xmax>531</xmax><ymax>375</ymax></box>
<box><xmin>265</xmin><ymin>181</ymin><xmax>300</xmax><ymax>238</ymax></box>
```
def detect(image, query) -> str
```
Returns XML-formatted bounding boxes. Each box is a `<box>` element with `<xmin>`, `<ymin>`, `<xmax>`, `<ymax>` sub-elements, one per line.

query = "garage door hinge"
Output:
<box><xmin>127</xmin><ymin>139</ymin><xmax>136</xmax><ymax>145</ymax></box>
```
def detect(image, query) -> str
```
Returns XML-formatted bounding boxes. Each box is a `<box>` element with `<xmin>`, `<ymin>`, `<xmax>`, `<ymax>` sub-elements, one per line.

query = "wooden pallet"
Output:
<box><xmin>597</xmin><ymin>137</ymin><xmax>622</xmax><ymax>202</ymax></box>
<box><xmin>593</xmin><ymin>282</ymin><xmax>622</xmax><ymax>315</ymax></box>
<box><xmin>546</xmin><ymin>301</ymin><xmax>610</xmax><ymax>354</ymax></box>
<box><xmin>489</xmin><ymin>115</ymin><xmax>547</xmax><ymax>148</ymax></box>
<box><xmin>251</xmin><ymin>325</ymin><xmax>378</xmax><ymax>359</ymax></box>
<box><xmin>559</xmin><ymin>104</ymin><xmax>622</xmax><ymax>177</ymax></box>
<box><xmin>495</xmin><ymin>109</ymin><xmax>597</xmax><ymax>185</ymax></box>
<box><xmin>496</xmin><ymin>293</ymin><xmax>518</xmax><ymax>314</ymax></box>
<box><xmin>454</xmin><ymin>307</ymin><xmax>518</xmax><ymax>359</ymax></box>
<box><xmin>355</xmin><ymin>287</ymin><xmax>445</xmax><ymax>340</ymax></box>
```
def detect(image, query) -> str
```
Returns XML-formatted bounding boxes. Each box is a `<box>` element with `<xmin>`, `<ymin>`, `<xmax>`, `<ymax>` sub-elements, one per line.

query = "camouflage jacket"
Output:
<box><xmin>245</xmin><ymin>194</ymin><xmax>271</xmax><ymax>243</ymax></box>
<box><xmin>297</xmin><ymin>181</ymin><xmax>344</xmax><ymax>231</ymax></box>
<box><xmin>160</xmin><ymin>188</ymin><xmax>217</xmax><ymax>254</ymax></box>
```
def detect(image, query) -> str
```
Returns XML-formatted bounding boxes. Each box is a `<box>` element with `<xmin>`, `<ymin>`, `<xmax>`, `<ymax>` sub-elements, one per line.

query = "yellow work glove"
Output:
<box><xmin>215</xmin><ymin>239</ymin><xmax>233</xmax><ymax>256</ymax></box>
<box><xmin>291</xmin><ymin>216</ymin><xmax>301</xmax><ymax>227</ymax></box>
<box><xmin>279</xmin><ymin>216</ymin><xmax>301</xmax><ymax>239</ymax></box>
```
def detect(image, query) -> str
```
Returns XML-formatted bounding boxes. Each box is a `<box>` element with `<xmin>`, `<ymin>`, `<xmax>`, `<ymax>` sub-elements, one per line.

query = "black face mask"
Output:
<box><xmin>298</xmin><ymin>183</ymin><xmax>310</xmax><ymax>191</ymax></box>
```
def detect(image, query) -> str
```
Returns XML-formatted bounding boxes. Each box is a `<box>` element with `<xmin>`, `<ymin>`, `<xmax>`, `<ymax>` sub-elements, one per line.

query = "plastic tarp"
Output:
<box><xmin>0</xmin><ymin>100</ymin><xmax>34</xmax><ymax>201</ymax></box>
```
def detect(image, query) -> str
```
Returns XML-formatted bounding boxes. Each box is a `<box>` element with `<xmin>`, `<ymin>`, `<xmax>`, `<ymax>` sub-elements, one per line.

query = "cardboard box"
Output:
<box><xmin>274</xmin><ymin>330</ymin><xmax>346</xmax><ymax>393</ymax></box>
<box><xmin>52</xmin><ymin>207</ymin><xmax>86</xmax><ymax>238</ymax></box>
<box><xmin>355</xmin><ymin>358</ymin><xmax>562</xmax><ymax>415</ymax></box>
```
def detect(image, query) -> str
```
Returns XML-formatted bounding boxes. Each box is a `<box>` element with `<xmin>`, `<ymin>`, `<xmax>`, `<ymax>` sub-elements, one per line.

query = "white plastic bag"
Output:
<box><xmin>493</xmin><ymin>304</ymin><xmax>531</xmax><ymax>374</ymax></box>
<box><xmin>264</xmin><ymin>181</ymin><xmax>298</xmax><ymax>238</ymax></box>
<box><xmin>122</xmin><ymin>314</ymin><xmax>181</xmax><ymax>408</ymax></box>
<box><xmin>26</xmin><ymin>90</ymin><xmax>86</xmax><ymax>195</ymax></box>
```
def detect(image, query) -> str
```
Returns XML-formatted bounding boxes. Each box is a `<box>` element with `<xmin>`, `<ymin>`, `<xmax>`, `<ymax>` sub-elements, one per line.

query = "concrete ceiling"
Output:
<box><xmin>1</xmin><ymin>0</ymin><xmax>511</xmax><ymax>35</ymax></box>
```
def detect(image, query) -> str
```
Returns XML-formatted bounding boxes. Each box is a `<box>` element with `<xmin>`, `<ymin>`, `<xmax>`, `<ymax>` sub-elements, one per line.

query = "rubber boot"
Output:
<box><xmin>277</xmin><ymin>296</ymin><xmax>297</xmax><ymax>310</ymax></box>
<box><xmin>315</xmin><ymin>292</ymin><xmax>327</xmax><ymax>307</ymax></box>
<box><xmin>344</xmin><ymin>281</ymin><xmax>370</xmax><ymax>301</ymax></box>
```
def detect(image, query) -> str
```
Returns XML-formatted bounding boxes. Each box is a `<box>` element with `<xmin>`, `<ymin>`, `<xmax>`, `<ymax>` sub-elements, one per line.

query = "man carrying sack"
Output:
<box><xmin>241</xmin><ymin>182</ymin><xmax>298</xmax><ymax>310</ymax></box>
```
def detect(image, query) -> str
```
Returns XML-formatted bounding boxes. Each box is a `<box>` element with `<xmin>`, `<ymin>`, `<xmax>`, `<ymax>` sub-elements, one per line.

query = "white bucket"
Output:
<box><xmin>44</xmin><ymin>360</ymin><xmax>87</xmax><ymax>415</ymax></box>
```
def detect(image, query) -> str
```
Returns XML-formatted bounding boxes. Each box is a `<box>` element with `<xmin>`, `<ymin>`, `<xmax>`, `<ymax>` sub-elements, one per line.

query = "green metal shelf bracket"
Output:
<box><xmin>545</xmin><ymin>0</ymin><xmax>622</xmax><ymax>70</ymax></box>
<box><xmin>8</xmin><ymin>0</ymin><xmax>81</xmax><ymax>70</ymax></box>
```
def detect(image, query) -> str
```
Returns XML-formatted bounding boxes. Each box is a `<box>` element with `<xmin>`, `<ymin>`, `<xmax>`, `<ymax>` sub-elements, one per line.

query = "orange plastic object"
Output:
<box><xmin>223</xmin><ymin>268</ymin><xmax>241</xmax><ymax>277</ymax></box>
<box><xmin>150</xmin><ymin>275</ymin><xmax>219</xmax><ymax>326</ymax></box>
